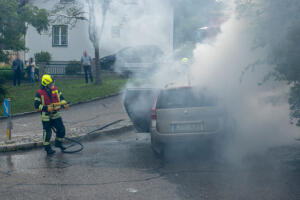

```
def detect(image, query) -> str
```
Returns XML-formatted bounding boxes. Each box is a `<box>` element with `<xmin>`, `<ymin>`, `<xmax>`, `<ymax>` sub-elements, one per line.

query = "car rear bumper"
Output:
<box><xmin>150</xmin><ymin>127</ymin><xmax>223</xmax><ymax>145</ymax></box>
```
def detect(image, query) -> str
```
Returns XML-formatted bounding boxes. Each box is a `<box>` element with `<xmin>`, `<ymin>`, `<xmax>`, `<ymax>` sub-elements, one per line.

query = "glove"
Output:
<box><xmin>63</xmin><ymin>104</ymin><xmax>69</xmax><ymax>110</ymax></box>
<box><xmin>47</xmin><ymin>105</ymin><xmax>54</xmax><ymax>113</ymax></box>
<box><xmin>54</xmin><ymin>106</ymin><xmax>61</xmax><ymax>111</ymax></box>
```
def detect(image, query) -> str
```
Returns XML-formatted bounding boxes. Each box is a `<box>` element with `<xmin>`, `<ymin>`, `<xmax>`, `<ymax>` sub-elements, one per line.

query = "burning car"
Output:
<box><xmin>123</xmin><ymin>86</ymin><xmax>235</xmax><ymax>158</ymax></box>
<box><xmin>150</xmin><ymin>86</ymin><xmax>234</xmax><ymax>157</ymax></box>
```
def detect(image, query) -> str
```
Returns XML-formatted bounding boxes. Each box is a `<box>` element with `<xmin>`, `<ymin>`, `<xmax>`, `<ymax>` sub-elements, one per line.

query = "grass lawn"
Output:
<box><xmin>1</xmin><ymin>74</ymin><xmax>127</xmax><ymax>115</ymax></box>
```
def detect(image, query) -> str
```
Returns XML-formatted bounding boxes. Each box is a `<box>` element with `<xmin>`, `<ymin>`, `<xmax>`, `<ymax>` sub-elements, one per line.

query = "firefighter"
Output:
<box><xmin>181</xmin><ymin>57</ymin><xmax>191</xmax><ymax>86</ymax></box>
<box><xmin>34</xmin><ymin>74</ymin><xmax>69</xmax><ymax>155</ymax></box>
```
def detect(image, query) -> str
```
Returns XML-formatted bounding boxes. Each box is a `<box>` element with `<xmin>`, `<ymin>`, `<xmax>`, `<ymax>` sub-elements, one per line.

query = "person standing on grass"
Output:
<box><xmin>81</xmin><ymin>50</ymin><xmax>93</xmax><ymax>84</ymax></box>
<box><xmin>12</xmin><ymin>52</ymin><xmax>24</xmax><ymax>86</ymax></box>
<box><xmin>26</xmin><ymin>57</ymin><xmax>36</xmax><ymax>85</ymax></box>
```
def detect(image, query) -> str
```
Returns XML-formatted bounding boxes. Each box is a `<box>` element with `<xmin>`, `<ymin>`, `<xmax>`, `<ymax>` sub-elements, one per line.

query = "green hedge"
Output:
<box><xmin>0</xmin><ymin>69</ymin><xmax>39</xmax><ymax>80</ymax></box>
<box><xmin>65</xmin><ymin>61</ymin><xmax>81</xmax><ymax>75</ymax></box>
<box><xmin>0</xmin><ymin>69</ymin><xmax>26</xmax><ymax>80</ymax></box>
<box><xmin>34</xmin><ymin>51</ymin><xmax>51</xmax><ymax>64</ymax></box>
<box><xmin>0</xmin><ymin>64</ymin><xmax>11</xmax><ymax>70</ymax></box>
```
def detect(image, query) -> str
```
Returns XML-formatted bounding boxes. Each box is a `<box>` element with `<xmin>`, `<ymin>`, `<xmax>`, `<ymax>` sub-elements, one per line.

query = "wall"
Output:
<box><xmin>25</xmin><ymin>0</ymin><xmax>173</xmax><ymax>61</ymax></box>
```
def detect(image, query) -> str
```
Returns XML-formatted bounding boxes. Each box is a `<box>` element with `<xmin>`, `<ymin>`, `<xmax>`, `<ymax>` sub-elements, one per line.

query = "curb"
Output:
<box><xmin>0</xmin><ymin>123</ymin><xmax>134</xmax><ymax>153</ymax></box>
<box><xmin>0</xmin><ymin>92</ymin><xmax>124</xmax><ymax>120</ymax></box>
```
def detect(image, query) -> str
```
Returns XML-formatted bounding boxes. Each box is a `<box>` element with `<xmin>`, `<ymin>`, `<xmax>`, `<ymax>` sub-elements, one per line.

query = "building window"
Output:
<box><xmin>52</xmin><ymin>25</ymin><xmax>68</xmax><ymax>47</ymax></box>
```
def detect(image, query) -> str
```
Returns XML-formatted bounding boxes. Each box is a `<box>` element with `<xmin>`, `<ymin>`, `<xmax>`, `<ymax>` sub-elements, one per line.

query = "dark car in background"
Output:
<box><xmin>100</xmin><ymin>45</ymin><xmax>163</xmax><ymax>76</ymax></box>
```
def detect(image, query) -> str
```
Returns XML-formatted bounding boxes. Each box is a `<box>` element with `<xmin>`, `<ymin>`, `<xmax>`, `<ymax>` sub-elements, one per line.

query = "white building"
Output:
<box><xmin>25</xmin><ymin>0</ymin><xmax>174</xmax><ymax>62</ymax></box>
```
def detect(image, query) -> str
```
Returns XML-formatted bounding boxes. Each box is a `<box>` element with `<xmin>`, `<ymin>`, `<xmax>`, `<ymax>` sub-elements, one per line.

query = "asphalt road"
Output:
<box><xmin>1</xmin><ymin>130</ymin><xmax>300</xmax><ymax>200</ymax></box>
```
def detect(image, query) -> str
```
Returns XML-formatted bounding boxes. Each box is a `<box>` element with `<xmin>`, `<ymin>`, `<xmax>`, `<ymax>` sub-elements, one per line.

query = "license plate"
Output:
<box><xmin>172</xmin><ymin>121</ymin><xmax>205</xmax><ymax>132</ymax></box>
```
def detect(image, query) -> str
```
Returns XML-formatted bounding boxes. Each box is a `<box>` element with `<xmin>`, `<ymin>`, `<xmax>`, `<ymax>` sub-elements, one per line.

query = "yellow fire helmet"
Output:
<box><xmin>181</xmin><ymin>57</ymin><xmax>189</xmax><ymax>63</ymax></box>
<box><xmin>41</xmin><ymin>74</ymin><xmax>53</xmax><ymax>86</ymax></box>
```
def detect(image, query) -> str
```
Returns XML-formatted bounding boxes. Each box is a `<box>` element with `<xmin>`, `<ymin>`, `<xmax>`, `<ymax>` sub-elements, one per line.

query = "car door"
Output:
<box><xmin>123</xmin><ymin>88</ymin><xmax>159</xmax><ymax>132</ymax></box>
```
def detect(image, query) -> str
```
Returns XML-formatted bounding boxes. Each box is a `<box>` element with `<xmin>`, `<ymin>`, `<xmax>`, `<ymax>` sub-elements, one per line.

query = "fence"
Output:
<box><xmin>38</xmin><ymin>61</ymin><xmax>82</xmax><ymax>78</ymax></box>
<box><xmin>44</xmin><ymin>61</ymin><xmax>69</xmax><ymax>76</ymax></box>
<box><xmin>38</xmin><ymin>61</ymin><xmax>115</xmax><ymax>78</ymax></box>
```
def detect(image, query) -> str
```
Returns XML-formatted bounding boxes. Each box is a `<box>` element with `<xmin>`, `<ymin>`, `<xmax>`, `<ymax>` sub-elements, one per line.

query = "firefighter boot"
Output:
<box><xmin>54</xmin><ymin>140</ymin><xmax>66</xmax><ymax>151</ymax></box>
<box><xmin>45</xmin><ymin>145</ymin><xmax>56</xmax><ymax>155</ymax></box>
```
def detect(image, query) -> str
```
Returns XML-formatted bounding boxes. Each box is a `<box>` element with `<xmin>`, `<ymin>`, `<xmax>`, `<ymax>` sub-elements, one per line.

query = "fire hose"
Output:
<box><xmin>52</xmin><ymin>119</ymin><xmax>125</xmax><ymax>154</ymax></box>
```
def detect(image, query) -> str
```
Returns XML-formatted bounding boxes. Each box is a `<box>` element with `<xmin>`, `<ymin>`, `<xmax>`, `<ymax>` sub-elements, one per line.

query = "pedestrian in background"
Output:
<box><xmin>27</xmin><ymin>57</ymin><xmax>36</xmax><ymax>85</ymax></box>
<box><xmin>12</xmin><ymin>52</ymin><xmax>24</xmax><ymax>86</ymax></box>
<box><xmin>81</xmin><ymin>50</ymin><xmax>93</xmax><ymax>84</ymax></box>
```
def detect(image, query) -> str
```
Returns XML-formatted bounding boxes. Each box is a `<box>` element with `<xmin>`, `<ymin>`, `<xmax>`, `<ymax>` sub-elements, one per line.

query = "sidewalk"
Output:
<box><xmin>0</xmin><ymin>94</ymin><xmax>133</xmax><ymax>152</ymax></box>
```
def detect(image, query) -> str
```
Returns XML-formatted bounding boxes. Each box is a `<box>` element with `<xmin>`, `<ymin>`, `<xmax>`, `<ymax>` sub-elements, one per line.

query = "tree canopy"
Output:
<box><xmin>173</xmin><ymin>0</ymin><xmax>225</xmax><ymax>58</ymax></box>
<box><xmin>236</xmin><ymin>0</ymin><xmax>300</xmax><ymax>125</ymax></box>
<box><xmin>0</xmin><ymin>0</ymin><xmax>49</xmax><ymax>63</ymax></box>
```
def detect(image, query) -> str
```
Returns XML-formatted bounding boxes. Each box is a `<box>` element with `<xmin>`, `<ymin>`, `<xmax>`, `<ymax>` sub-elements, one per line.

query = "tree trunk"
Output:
<box><xmin>94</xmin><ymin>46</ymin><xmax>102</xmax><ymax>85</ymax></box>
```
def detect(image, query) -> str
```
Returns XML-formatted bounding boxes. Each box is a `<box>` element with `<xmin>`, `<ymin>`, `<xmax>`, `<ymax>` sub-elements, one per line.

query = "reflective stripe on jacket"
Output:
<box><xmin>34</xmin><ymin>86</ymin><xmax>65</xmax><ymax>121</ymax></box>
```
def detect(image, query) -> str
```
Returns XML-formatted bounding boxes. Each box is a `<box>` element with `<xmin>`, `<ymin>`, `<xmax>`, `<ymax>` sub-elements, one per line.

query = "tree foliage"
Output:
<box><xmin>34</xmin><ymin>51</ymin><xmax>52</xmax><ymax>64</ymax></box>
<box><xmin>0</xmin><ymin>0</ymin><xmax>49</xmax><ymax>62</ymax></box>
<box><xmin>0</xmin><ymin>0</ymin><xmax>48</xmax><ymax>102</ymax></box>
<box><xmin>236</xmin><ymin>0</ymin><xmax>300</xmax><ymax>125</ymax></box>
<box><xmin>173</xmin><ymin>0</ymin><xmax>225</xmax><ymax>56</ymax></box>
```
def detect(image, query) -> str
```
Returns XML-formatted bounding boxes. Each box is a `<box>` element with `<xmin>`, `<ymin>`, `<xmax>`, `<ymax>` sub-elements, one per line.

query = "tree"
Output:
<box><xmin>0</xmin><ymin>0</ymin><xmax>49</xmax><ymax>62</ymax></box>
<box><xmin>51</xmin><ymin>0</ymin><xmax>111</xmax><ymax>85</ymax></box>
<box><xmin>173</xmin><ymin>0</ymin><xmax>225</xmax><ymax>57</ymax></box>
<box><xmin>0</xmin><ymin>0</ymin><xmax>48</xmax><ymax>103</ymax></box>
<box><xmin>235</xmin><ymin>0</ymin><xmax>300</xmax><ymax>125</ymax></box>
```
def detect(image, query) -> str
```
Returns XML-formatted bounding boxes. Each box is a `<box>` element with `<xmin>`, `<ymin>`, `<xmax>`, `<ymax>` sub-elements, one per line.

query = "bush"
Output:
<box><xmin>0</xmin><ymin>64</ymin><xmax>11</xmax><ymax>70</ymax></box>
<box><xmin>0</xmin><ymin>51</ymin><xmax>9</xmax><ymax>63</ymax></box>
<box><xmin>65</xmin><ymin>61</ymin><xmax>81</xmax><ymax>75</ymax></box>
<box><xmin>34</xmin><ymin>51</ymin><xmax>51</xmax><ymax>64</ymax></box>
<box><xmin>0</xmin><ymin>68</ymin><xmax>39</xmax><ymax>81</ymax></box>
<box><xmin>0</xmin><ymin>70</ymin><xmax>27</xmax><ymax>80</ymax></box>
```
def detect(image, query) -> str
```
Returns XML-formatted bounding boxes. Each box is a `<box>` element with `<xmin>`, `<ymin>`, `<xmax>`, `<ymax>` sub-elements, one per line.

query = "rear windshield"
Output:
<box><xmin>156</xmin><ymin>88</ymin><xmax>217</xmax><ymax>109</ymax></box>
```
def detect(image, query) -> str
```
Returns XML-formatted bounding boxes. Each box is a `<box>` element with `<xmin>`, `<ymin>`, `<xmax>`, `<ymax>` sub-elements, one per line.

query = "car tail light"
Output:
<box><xmin>151</xmin><ymin>99</ymin><xmax>157</xmax><ymax>120</ymax></box>
<box><xmin>151</xmin><ymin>108</ymin><xmax>157</xmax><ymax>120</ymax></box>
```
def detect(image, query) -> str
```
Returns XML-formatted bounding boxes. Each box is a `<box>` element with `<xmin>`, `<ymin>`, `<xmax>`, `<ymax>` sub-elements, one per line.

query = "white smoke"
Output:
<box><xmin>190</xmin><ymin>2</ymin><xmax>299</xmax><ymax>159</ymax></box>
<box><xmin>84</xmin><ymin>0</ymin><xmax>173</xmax><ymax>56</ymax></box>
<box><xmin>85</xmin><ymin>0</ymin><xmax>300</xmax><ymax>158</ymax></box>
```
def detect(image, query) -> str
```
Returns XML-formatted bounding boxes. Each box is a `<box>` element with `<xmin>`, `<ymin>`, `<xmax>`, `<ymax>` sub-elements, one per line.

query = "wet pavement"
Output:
<box><xmin>1</xmin><ymin>130</ymin><xmax>300</xmax><ymax>200</ymax></box>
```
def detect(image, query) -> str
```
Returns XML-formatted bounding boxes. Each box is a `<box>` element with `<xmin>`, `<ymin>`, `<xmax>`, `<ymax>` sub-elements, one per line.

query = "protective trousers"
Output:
<box><xmin>42</xmin><ymin>117</ymin><xmax>65</xmax><ymax>148</ymax></box>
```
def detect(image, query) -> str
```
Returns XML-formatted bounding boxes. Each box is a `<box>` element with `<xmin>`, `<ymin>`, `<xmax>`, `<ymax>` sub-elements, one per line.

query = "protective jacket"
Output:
<box><xmin>34</xmin><ymin>85</ymin><xmax>66</xmax><ymax>122</ymax></box>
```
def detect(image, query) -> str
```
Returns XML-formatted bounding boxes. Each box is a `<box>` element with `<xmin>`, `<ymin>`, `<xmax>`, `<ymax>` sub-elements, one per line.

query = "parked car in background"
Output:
<box><xmin>100</xmin><ymin>45</ymin><xmax>163</xmax><ymax>77</ymax></box>
<box><xmin>150</xmin><ymin>86</ymin><xmax>234</xmax><ymax>157</ymax></box>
